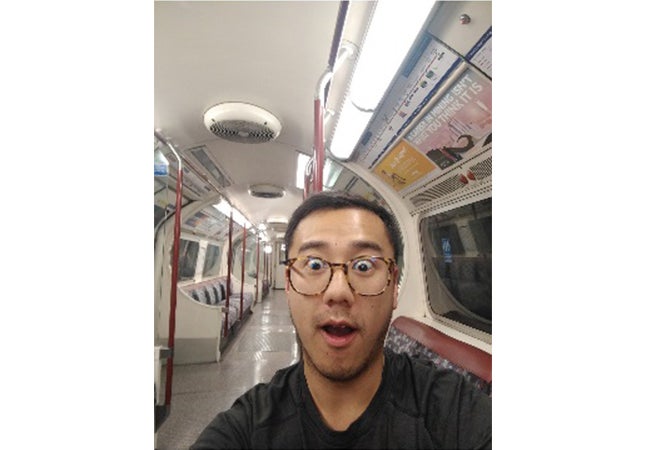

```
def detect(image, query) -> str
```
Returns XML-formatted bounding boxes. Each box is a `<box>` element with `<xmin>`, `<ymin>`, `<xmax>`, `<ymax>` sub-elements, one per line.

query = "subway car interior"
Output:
<box><xmin>6</xmin><ymin>1</ymin><xmax>649</xmax><ymax>449</ymax></box>
<box><xmin>153</xmin><ymin>2</ymin><xmax>492</xmax><ymax>448</ymax></box>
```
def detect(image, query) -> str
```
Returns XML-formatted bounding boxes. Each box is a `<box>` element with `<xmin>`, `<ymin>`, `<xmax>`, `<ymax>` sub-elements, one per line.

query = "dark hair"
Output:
<box><xmin>284</xmin><ymin>190</ymin><xmax>403</xmax><ymax>264</ymax></box>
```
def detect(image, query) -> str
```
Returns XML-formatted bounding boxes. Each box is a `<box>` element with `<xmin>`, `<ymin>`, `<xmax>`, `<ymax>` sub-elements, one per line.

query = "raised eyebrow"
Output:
<box><xmin>295</xmin><ymin>240</ymin><xmax>385</xmax><ymax>256</ymax></box>
<box><xmin>350</xmin><ymin>240</ymin><xmax>384</xmax><ymax>254</ymax></box>
<box><xmin>295</xmin><ymin>240</ymin><xmax>328</xmax><ymax>255</ymax></box>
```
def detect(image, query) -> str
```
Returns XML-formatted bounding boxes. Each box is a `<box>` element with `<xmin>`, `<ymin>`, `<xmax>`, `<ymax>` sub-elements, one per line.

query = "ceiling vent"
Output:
<box><xmin>203</xmin><ymin>102</ymin><xmax>282</xmax><ymax>144</ymax></box>
<box><xmin>248</xmin><ymin>183</ymin><xmax>285</xmax><ymax>199</ymax></box>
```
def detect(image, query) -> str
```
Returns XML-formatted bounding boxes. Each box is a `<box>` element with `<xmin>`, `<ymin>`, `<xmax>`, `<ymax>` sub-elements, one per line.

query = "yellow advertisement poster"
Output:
<box><xmin>372</xmin><ymin>140</ymin><xmax>437</xmax><ymax>192</ymax></box>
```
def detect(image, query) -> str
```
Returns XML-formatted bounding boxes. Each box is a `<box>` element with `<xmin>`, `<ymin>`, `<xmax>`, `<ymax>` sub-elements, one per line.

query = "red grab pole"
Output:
<box><xmin>154</xmin><ymin>131</ymin><xmax>183</xmax><ymax>409</ymax></box>
<box><xmin>239</xmin><ymin>227</ymin><xmax>247</xmax><ymax>319</ymax></box>
<box><xmin>225</xmin><ymin>210</ymin><xmax>234</xmax><ymax>337</ymax></box>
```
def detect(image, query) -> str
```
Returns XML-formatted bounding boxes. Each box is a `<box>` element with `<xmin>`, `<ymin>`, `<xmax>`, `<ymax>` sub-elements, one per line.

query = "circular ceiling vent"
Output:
<box><xmin>248</xmin><ymin>184</ymin><xmax>285</xmax><ymax>199</ymax></box>
<box><xmin>203</xmin><ymin>102</ymin><xmax>282</xmax><ymax>144</ymax></box>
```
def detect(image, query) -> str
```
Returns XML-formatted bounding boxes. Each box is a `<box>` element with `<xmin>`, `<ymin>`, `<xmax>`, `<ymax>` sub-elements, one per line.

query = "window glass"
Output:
<box><xmin>244</xmin><ymin>234</ymin><xmax>258</xmax><ymax>282</ymax></box>
<box><xmin>232</xmin><ymin>233</ymin><xmax>259</xmax><ymax>284</ymax></box>
<box><xmin>420</xmin><ymin>198</ymin><xmax>491</xmax><ymax>333</ymax></box>
<box><xmin>154</xmin><ymin>177</ymin><xmax>172</xmax><ymax>229</ymax></box>
<box><xmin>202</xmin><ymin>243</ymin><xmax>221</xmax><ymax>278</ymax></box>
<box><xmin>153</xmin><ymin>147</ymin><xmax>190</xmax><ymax>231</ymax></box>
<box><xmin>154</xmin><ymin>204</ymin><xmax>166</xmax><ymax>228</ymax></box>
<box><xmin>178</xmin><ymin>238</ymin><xmax>200</xmax><ymax>281</ymax></box>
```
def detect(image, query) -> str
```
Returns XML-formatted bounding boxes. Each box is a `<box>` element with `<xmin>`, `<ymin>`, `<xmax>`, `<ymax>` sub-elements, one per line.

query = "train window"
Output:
<box><xmin>245</xmin><ymin>235</ymin><xmax>259</xmax><ymax>279</ymax></box>
<box><xmin>154</xmin><ymin>178</ymin><xmax>172</xmax><ymax>229</ymax></box>
<box><xmin>202</xmin><ymin>243</ymin><xmax>221</xmax><ymax>278</ymax></box>
<box><xmin>420</xmin><ymin>198</ymin><xmax>492</xmax><ymax>333</ymax></box>
<box><xmin>154</xmin><ymin>204</ymin><xmax>166</xmax><ymax>228</ymax></box>
<box><xmin>232</xmin><ymin>233</ymin><xmax>259</xmax><ymax>283</ymax></box>
<box><xmin>178</xmin><ymin>238</ymin><xmax>200</xmax><ymax>281</ymax></box>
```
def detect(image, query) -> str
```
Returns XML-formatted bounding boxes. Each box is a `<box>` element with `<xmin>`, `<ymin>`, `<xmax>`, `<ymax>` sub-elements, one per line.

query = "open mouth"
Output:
<box><xmin>320</xmin><ymin>322</ymin><xmax>358</xmax><ymax>347</ymax></box>
<box><xmin>322</xmin><ymin>324</ymin><xmax>356</xmax><ymax>337</ymax></box>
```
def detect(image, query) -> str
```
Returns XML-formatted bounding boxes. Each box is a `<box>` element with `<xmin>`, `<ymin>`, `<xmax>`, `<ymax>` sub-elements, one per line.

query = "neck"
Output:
<box><xmin>303</xmin><ymin>351</ymin><xmax>385</xmax><ymax>431</ymax></box>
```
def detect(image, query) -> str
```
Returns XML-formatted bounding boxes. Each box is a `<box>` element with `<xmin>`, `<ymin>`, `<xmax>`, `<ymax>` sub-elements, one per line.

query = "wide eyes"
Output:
<box><xmin>351</xmin><ymin>258</ymin><xmax>375</xmax><ymax>274</ymax></box>
<box><xmin>305</xmin><ymin>257</ymin><xmax>327</xmax><ymax>271</ymax></box>
<box><xmin>301</xmin><ymin>256</ymin><xmax>377</xmax><ymax>273</ymax></box>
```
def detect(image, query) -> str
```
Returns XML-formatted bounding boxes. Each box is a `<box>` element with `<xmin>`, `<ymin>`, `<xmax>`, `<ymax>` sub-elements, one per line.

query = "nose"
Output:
<box><xmin>322</xmin><ymin>265</ymin><xmax>354</xmax><ymax>304</ymax></box>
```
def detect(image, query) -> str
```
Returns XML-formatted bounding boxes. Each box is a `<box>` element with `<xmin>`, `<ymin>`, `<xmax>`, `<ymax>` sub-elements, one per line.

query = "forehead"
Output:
<box><xmin>290</xmin><ymin>208</ymin><xmax>394</xmax><ymax>256</ymax></box>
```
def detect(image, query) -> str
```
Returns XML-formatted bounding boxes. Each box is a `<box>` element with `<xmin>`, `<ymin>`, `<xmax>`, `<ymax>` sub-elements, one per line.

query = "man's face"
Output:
<box><xmin>285</xmin><ymin>208</ymin><xmax>399</xmax><ymax>382</ymax></box>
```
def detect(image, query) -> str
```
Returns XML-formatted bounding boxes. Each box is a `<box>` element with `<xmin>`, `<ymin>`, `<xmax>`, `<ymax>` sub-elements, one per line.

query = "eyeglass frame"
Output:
<box><xmin>281</xmin><ymin>255</ymin><xmax>396</xmax><ymax>297</ymax></box>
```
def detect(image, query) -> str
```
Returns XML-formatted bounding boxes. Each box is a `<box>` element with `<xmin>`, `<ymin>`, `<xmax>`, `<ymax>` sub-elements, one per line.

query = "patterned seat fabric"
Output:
<box><xmin>385</xmin><ymin>324</ymin><xmax>491</xmax><ymax>396</ymax></box>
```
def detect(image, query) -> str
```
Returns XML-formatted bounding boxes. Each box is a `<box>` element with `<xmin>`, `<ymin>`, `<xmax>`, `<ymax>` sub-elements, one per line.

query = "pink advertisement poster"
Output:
<box><xmin>405</xmin><ymin>68</ymin><xmax>491</xmax><ymax>166</ymax></box>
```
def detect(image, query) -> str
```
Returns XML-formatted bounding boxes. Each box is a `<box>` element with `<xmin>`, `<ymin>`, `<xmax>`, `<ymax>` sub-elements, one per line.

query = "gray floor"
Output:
<box><xmin>155</xmin><ymin>289</ymin><xmax>299</xmax><ymax>450</ymax></box>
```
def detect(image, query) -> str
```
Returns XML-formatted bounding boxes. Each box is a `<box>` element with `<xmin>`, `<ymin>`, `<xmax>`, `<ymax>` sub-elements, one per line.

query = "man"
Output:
<box><xmin>191</xmin><ymin>191</ymin><xmax>491</xmax><ymax>449</ymax></box>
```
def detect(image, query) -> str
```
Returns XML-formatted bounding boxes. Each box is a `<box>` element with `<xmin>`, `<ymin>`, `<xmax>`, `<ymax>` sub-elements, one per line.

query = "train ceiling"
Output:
<box><xmin>155</xmin><ymin>1</ymin><xmax>371</xmax><ymax>237</ymax></box>
<box><xmin>154</xmin><ymin>1</ymin><xmax>491</xmax><ymax>239</ymax></box>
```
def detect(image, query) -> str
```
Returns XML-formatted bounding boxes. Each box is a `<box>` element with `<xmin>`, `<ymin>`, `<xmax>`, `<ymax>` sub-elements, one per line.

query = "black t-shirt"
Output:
<box><xmin>191</xmin><ymin>348</ymin><xmax>491</xmax><ymax>449</ymax></box>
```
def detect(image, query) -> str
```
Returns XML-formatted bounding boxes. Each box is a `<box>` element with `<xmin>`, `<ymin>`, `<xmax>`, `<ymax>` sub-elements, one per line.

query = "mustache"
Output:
<box><xmin>289</xmin><ymin>309</ymin><xmax>362</xmax><ymax>331</ymax></box>
<box><xmin>313</xmin><ymin>313</ymin><xmax>361</xmax><ymax>330</ymax></box>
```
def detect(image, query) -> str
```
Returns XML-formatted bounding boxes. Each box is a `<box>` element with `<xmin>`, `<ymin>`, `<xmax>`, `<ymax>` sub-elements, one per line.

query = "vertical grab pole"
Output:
<box><xmin>313</xmin><ymin>1</ymin><xmax>351</xmax><ymax>194</ymax></box>
<box><xmin>256</xmin><ymin>235</ymin><xmax>261</xmax><ymax>302</ymax></box>
<box><xmin>314</xmin><ymin>73</ymin><xmax>331</xmax><ymax>194</ymax></box>
<box><xmin>154</xmin><ymin>131</ymin><xmax>183</xmax><ymax>410</ymax></box>
<box><xmin>225</xmin><ymin>210</ymin><xmax>234</xmax><ymax>337</ymax></box>
<box><xmin>265</xmin><ymin>252</ymin><xmax>270</xmax><ymax>289</ymax></box>
<box><xmin>240</xmin><ymin>227</ymin><xmax>247</xmax><ymax>319</ymax></box>
<box><xmin>262</xmin><ymin>253</ymin><xmax>269</xmax><ymax>286</ymax></box>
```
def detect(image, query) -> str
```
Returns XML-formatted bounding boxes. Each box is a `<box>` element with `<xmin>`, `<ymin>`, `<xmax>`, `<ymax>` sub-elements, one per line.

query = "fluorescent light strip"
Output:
<box><xmin>213</xmin><ymin>199</ymin><xmax>251</xmax><ymax>229</ymax></box>
<box><xmin>329</xmin><ymin>0</ymin><xmax>437</xmax><ymax>160</ymax></box>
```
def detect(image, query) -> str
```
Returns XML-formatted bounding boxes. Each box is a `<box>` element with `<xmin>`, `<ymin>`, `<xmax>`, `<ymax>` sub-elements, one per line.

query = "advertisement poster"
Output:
<box><xmin>405</xmin><ymin>68</ymin><xmax>491</xmax><ymax>164</ymax></box>
<box><xmin>372</xmin><ymin>140</ymin><xmax>436</xmax><ymax>191</ymax></box>
<box><xmin>468</xmin><ymin>27</ymin><xmax>492</xmax><ymax>79</ymax></box>
<box><xmin>356</xmin><ymin>36</ymin><xmax>460</xmax><ymax>168</ymax></box>
<box><xmin>184</xmin><ymin>208</ymin><xmax>234</xmax><ymax>240</ymax></box>
<box><xmin>167</xmin><ymin>161</ymin><xmax>211</xmax><ymax>198</ymax></box>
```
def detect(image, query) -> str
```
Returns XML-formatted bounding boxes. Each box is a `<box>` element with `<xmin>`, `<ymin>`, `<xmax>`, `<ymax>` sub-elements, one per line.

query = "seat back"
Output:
<box><xmin>385</xmin><ymin>316</ymin><xmax>491</xmax><ymax>395</ymax></box>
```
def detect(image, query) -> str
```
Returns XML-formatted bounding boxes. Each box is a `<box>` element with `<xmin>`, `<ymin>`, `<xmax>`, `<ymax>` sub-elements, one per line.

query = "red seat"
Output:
<box><xmin>387</xmin><ymin>316</ymin><xmax>491</xmax><ymax>388</ymax></box>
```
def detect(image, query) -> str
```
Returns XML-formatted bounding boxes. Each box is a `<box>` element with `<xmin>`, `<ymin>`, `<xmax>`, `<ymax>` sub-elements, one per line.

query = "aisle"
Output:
<box><xmin>156</xmin><ymin>289</ymin><xmax>299</xmax><ymax>450</ymax></box>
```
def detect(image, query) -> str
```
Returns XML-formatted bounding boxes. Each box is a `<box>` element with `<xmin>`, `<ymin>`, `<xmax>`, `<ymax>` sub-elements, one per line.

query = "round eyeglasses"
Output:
<box><xmin>282</xmin><ymin>255</ymin><xmax>396</xmax><ymax>296</ymax></box>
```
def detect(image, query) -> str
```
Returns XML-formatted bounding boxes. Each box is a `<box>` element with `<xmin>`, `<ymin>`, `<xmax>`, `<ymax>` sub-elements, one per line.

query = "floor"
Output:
<box><xmin>155</xmin><ymin>289</ymin><xmax>299</xmax><ymax>450</ymax></box>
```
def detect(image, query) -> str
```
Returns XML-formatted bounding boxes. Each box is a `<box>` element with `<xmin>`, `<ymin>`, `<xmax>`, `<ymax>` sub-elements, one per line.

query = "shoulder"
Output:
<box><xmin>384</xmin><ymin>349</ymin><xmax>492</xmax><ymax>449</ymax></box>
<box><xmin>385</xmin><ymin>347</ymin><xmax>491</xmax><ymax>412</ymax></box>
<box><xmin>386</xmin><ymin>348</ymin><xmax>466</xmax><ymax>392</ymax></box>
<box><xmin>190</xmin><ymin>362</ymin><xmax>303</xmax><ymax>450</ymax></box>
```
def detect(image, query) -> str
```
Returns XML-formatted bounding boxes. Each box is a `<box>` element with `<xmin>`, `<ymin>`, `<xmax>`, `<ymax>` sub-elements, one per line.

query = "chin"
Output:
<box><xmin>305</xmin><ymin>346</ymin><xmax>380</xmax><ymax>382</ymax></box>
<box><xmin>317</xmin><ymin>360</ymin><xmax>367</xmax><ymax>382</ymax></box>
